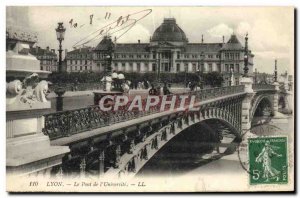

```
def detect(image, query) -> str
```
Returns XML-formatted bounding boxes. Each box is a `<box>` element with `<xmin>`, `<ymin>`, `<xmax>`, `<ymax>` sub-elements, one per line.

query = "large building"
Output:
<box><xmin>65</xmin><ymin>18</ymin><xmax>254</xmax><ymax>85</ymax></box>
<box><xmin>30</xmin><ymin>46</ymin><xmax>58</xmax><ymax>72</ymax></box>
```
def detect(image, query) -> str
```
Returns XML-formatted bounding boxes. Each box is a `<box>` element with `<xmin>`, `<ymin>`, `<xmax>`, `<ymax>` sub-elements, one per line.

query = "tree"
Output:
<box><xmin>203</xmin><ymin>72</ymin><xmax>224</xmax><ymax>87</ymax></box>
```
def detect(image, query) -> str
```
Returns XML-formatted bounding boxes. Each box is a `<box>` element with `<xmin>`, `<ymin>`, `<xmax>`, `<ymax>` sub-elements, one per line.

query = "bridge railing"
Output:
<box><xmin>43</xmin><ymin>85</ymin><xmax>246</xmax><ymax>140</ymax></box>
<box><xmin>252</xmin><ymin>84</ymin><xmax>275</xmax><ymax>91</ymax></box>
<box><xmin>190</xmin><ymin>85</ymin><xmax>245</xmax><ymax>100</ymax></box>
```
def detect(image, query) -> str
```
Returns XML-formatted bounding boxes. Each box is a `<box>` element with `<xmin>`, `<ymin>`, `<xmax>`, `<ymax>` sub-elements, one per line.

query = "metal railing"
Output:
<box><xmin>252</xmin><ymin>84</ymin><xmax>275</xmax><ymax>91</ymax></box>
<box><xmin>43</xmin><ymin>85</ymin><xmax>246</xmax><ymax>140</ymax></box>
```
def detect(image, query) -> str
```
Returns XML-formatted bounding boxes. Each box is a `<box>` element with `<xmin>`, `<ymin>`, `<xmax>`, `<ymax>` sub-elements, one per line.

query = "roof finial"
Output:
<box><xmin>222</xmin><ymin>35</ymin><xmax>225</xmax><ymax>44</ymax></box>
<box><xmin>201</xmin><ymin>34</ymin><xmax>204</xmax><ymax>43</ymax></box>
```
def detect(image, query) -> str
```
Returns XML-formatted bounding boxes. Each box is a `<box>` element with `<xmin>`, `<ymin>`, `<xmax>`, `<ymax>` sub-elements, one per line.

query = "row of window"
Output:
<box><xmin>40</xmin><ymin>66</ymin><xmax>57</xmax><ymax>71</ymax></box>
<box><xmin>37</xmin><ymin>56</ymin><xmax>57</xmax><ymax>60</ymax></box>
<box><xmin>41</xmin><ymin>60</ymin><xmax>57</xmax><ymax>65</ymax></box>
<box><xmin>67</xmin><ymin>53</ymin><xmax>92</xmax><ymax>59</ymax></box>
<box><xmin>224</xmin><ymin>53</ymin><xmax>240</xmax><ymax>60</ymax></box>
<box><xmin>69</xmin><ymin>60</ymin><xmax>92</xmax><ymax>65</ymax></box>
<box><xmin>70</xmin><ymin>65</ymin><xmax>93</xmax><ymax>71</ymax></box>
<box><xmin>225</xmin><ymin>64</ymin><xmax>240</xmax><ymax>72</ymax></box>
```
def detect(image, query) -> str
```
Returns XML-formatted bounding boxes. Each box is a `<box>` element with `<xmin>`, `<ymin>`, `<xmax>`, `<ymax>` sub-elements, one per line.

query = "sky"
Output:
<box><xmin>6</xmin><ymin>6</ymin><xmax>294</xmax><ymax>74</ymax></box>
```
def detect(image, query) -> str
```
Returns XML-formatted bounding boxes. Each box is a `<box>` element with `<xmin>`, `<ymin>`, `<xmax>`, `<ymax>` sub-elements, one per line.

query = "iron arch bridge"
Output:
<box><xmin>42</xmin><ymin>84</ymin><xmax>281</xmax><ymax>178</ymax></box>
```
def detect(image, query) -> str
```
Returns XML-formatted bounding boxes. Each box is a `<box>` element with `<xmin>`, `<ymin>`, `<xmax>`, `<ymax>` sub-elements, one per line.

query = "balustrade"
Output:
<box><xmin>43</xmin><ymin>85</ymin><xmax>246</xmax><ymax>140</ymax></box>
<box><xmin>253</xmin><ymin>84</ymin><xmax>275</xmax><ymax>91</ymax></box>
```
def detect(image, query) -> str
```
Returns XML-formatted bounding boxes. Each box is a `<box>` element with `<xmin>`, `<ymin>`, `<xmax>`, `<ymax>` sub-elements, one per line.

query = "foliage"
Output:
<box><xmin>47</xmin><ymin>71</ymin><xmax>224</xmax><ymax>87</ymax></box>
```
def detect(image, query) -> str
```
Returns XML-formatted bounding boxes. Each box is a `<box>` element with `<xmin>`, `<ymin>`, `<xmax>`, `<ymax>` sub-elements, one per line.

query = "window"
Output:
<box><xmin>236</xmin><ymin>64</ymin><xmax>239</xmax><ymax>72</ymax></box>
<box><xmin>70</xmin><ymin>60</ymin><xmax>73</xmax><ymax>64</ymax></box>
<box><xmin>80</xmin><ymin>66</ymin><xmax>82</xmax><ymax>70</ymax></box>
<box><xmin>75</xmin><ymin>66</ymin><xmax>78</xmax><ymax>70</ymax></box>
<box><xmin>235</xmin><ymin>53</ymin><xmax>240</xmax><ymax>60</ymax></box>
<box><xmin>176</xmin><ymin>63</ymin><xmax>180</xmax><ymax>72</ymax></box>
<box><xmin>75</xmin><ymin>60</ymin><xmax>78</xmax><ymax>64</ymax></box>
<box><xmin>97</xmin><ymin>63</ymin><xmax>100</xmax><ymax>67</ymax></box>
<box><xmin>184</xmin><ymin>54</ymin><xmax>189</xmax><ymax>58</ymax></box>
<box><xmin>192</xmin><ymin>63</ymin><xmax>197</xmax><ymax>72</ymax></box>
<box><xmin>217</xmin><ymin>64</ymin><xmax>221</xmax><ymax>72</ymax></box>
<box><xmin>137</xmin><ymin>55</ymin><xmax>141</xmax><ymax>58</ymax></box>
<box><xmin>208</xmin><ymin>55</ymin><xmax>213</xmax><ymax>59</ymax></box>
<box><xmin>153</xmin><ymin>54</ymin><xmax>156</xmax><ymax>59</ymax></box>
<box><xmin>40</xmin><ymin>66</ymin><xmax>43</xmax><ymax>70</ymax></box>
<box><xmin>208</xmin><ymin>63</ymin><xmax>213</xmax><ymax>72</ymax></box>
<box><xmin>122</xmin><ymin>63</ymin><xmax>125</xmax><ymax>67</ymax></box>
<box><xmin>129</xmin><ymin>63</ymin><xmax>133</xmax><ymax>67</ymax></box>
<box><xmin>85</xmin><ymin>66</ymin><xmax>87</xmax><ymax>70</ymax></box>
<box><xmin>137</xmin><ymin>63</ymin><xmax>141</xmax><ymax>71</ymax></box>
<box><xmin>184</xmin><ymin>63</ymin><xmax>188</xmax><ymax>71</ymax></box>
<box><xmin>225</xmin><ymin>53</ymin><xmax>229</xmax><ymax>60</ymax></box>
<box><xmin>129</xmin><ymin>55</ymin><xmax>134</xmax><ymax>58</ymax></box>
<box><xmin>216</xmin><ymin>55</ymin><xmax>220</xmax><ymax>58</ymax></box>
<box><xmin>85</xmin><ymin>60</ymin><xmax>87</xmax><ymax>65</ymax></box>
<box><xmin>122</xmin><ymin>54</ymin><xmax>126</xmax><ymax>58</ymax></box>
<box><xmin>230</xmin><ymin>64</ymin><xmax>234</xmax><ymax>72</ymax></box>
<box><xmin>230</xmin><ymin>53</ymin><xmax>234</xmax><ymax>60</ymax></box>
<box><xmin>225</xmin><ymin>64</ymin><xmax>229</xmax><ymax>72</ymax></box>
<box><xmin>90</xmin><ymin>66</ymin><xmax>92</xmax><ymax>70</ymax></box>
<box><xmin>114</xmin><ymin>62</ymin><xmax>118</xmax><ymax>67</ymax></box>
<box><xmin>152</xmin><ymin>63</ymin><xmax>156</xmax><ymax>71</ymax></box>
<box><xmin>177</xmin><ymin>52</ymin><xmax>180</xmax><ymax>59</ymax></box>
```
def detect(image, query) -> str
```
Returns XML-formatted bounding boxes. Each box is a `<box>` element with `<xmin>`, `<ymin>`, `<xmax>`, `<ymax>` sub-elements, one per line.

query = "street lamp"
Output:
<box><xmin>243</xmin><ymin>33</ymin><xmax>249</xmax><ymax>77</ymax></box>
<box><xmin>274</xmin><ymin>59</ymin><xmax>278</xmax><ymax>82</ymax></box>
<box><xmin>229</xmin><ymin>65</ymin><xmax>233</xmax><ymax>86</ymax></box>
<box><xmin>254</xmin><ymin>68</ymin><xmax>258</xmax><ymax>84</ymax></box>
<box><xmin>54</xmin><ymin>22</ymin><xmax>66</xmax><ymax>111</ymax></box>
<box><xmin>55</xmin><ymin>22</ymin><xmax>66</xmax><ymax>73</ymax></box>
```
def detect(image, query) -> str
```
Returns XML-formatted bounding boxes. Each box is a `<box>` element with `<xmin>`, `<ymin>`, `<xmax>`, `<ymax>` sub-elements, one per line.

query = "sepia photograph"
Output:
<box><xmin>5</xmin><ymin>5</ymin><xmax>295</xmax><ymax>192</ymax></box>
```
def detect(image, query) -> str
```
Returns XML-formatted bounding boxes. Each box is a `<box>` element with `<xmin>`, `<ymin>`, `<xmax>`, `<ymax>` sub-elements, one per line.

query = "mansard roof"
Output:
<box><xmin>29</xmin><ymin>47</ymin><xmax>57</xmax><ymax>57</ymax></box>
<box><xmin>221</xmin><ymin>34</ymin><xmax>244</xmax><ymax>50</ymax></box>
<box><xmin>114</xmin><ymin>43</ymin><xmax>149</xmax><ymax>53</ymax></box>
<box><xmin>185</xmin><ymin>43</ymin><xmax>223</xmax><ymax>53</ymax></box>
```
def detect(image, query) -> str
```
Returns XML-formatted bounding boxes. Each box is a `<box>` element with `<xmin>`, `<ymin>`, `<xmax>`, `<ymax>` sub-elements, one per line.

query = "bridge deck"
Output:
<box><xmin>51</xmin><ymin>92</ymin><xmax>246</xmax><ymax>146</ymax></box>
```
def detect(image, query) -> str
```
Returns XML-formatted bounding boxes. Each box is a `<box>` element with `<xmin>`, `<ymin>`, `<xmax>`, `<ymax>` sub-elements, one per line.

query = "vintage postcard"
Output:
<box><xmin>6</xmin><ymin>6</ymin><xmax>295</xmax><ymax>192</ymax></box>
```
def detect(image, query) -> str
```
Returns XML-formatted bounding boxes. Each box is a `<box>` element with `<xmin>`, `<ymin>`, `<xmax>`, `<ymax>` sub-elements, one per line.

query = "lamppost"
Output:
<box><xmin>55</xmin><ymin>22</ymin><xmax>66</xmax><ymax>111</ymax></box>
<box><xmin>254</xmin><ymin>68</ymin><xmax>258</xmax><ymax>84</ymax></box>
<box><xmin>243</xmin><ymin>33</ymin><xmax>249</xmax><ymax>77</ymax></box>
<box><xmin>229</xmin><ymin>65</ymin><xmax>233</xmax><ymax>86</ymax></box>
<box><xmin>274</xmin><ymin>59</ymin><xmax>278</xmax><ymax>82</ymax></box>
<box><xmin>198</xmin><ymin>52</ymin><xmax>205</xmax><ymax>89</ymax></box>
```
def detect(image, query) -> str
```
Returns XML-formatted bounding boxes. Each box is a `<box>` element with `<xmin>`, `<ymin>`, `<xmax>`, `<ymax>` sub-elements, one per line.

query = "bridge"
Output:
<box><xmin>39</xmin><ymin>82</ymin><xmax>287</xmax><ymax>179</ymax></box>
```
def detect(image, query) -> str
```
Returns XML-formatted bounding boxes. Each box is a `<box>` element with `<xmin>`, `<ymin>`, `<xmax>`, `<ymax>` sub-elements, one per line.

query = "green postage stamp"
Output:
<box><xmin>248</xmin><ymin>136</ymin><xmax>288</xmax><ymax>185</ymax></box>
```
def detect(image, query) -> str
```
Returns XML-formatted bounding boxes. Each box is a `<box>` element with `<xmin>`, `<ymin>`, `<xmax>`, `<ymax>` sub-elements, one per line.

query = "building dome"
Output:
<box><xmin>152</xmin><ymin>18</ymin><xmax>188</xmax><ymax>42</ymax></box>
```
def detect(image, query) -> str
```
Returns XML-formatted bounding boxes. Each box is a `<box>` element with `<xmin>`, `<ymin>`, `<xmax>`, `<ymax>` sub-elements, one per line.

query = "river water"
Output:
<box><xmin>136</xmin><ymin>115</ymin><xmax>294</xmax><ymax>178</ymax></box>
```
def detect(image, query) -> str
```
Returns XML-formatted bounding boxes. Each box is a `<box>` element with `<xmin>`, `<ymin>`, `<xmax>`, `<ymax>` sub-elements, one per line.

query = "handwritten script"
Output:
<box><xmin>72</xmin><ymin>9</ymin><xmax>152</xmax><ymax>48</ymax></box>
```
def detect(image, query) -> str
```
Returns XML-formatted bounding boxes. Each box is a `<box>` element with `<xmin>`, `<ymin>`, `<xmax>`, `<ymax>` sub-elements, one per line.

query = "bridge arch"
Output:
<box><xmin>250</xmin><ymin>94</ymin><xmax>274</xmax><ymax>122</ymax></box>
<box><xmin>104</xmin><ymin>107</ymin><xmax>241</xmax><ymax>179</ymax></box>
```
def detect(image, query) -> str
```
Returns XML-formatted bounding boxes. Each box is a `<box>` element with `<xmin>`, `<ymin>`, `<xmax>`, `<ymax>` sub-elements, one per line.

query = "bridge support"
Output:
<box><xmin>240</xmin><ymin>77</ymin><xmax>254</xmax><ymax>134</ymax></box>
<box><xmin>273</xmin><ymin>82</ymin><xmax>280</xmax><ymax>116</ymax></box>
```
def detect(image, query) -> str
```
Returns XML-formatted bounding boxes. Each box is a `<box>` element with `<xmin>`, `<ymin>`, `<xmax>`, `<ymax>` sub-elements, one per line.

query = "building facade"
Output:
<box><xmin>30</xmin><ymin>46</ymin><xmax>58</xmax><ymax>72</ymax></box>
<box><xmin>65</xmin><ymin>18</ymin><xmax>254</xmax><ymax>85</ymax></box>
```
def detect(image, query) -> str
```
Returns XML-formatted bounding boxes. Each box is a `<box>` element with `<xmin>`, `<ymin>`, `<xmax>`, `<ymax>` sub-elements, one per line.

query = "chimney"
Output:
<box><xmin>222</xmin><ymin>36</ymin><xmax>225</xmax><ymax>44</ymax></box>
<box><xmin>46</xmin><ymin>46</ymin><xmax>49</xmax><ymax>51</ymax></box>
<box><xmin>201</xmin><ymin>35</ymin><xmax>204</xmax><ymax>43</ymax></box>
<box><xmin>138</xmin><ymin>39</ymin><xmax>140</xmax><ymax>44</ymax></box>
